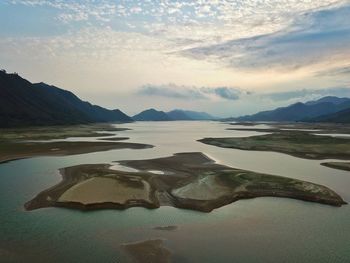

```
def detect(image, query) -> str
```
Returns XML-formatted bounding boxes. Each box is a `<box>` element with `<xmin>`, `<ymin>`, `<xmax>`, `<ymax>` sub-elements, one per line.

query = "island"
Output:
<box><xmin>227</xmin><ymin>122</ymin><xmax>350</xmax><ymax>135</ymax></box>
<box><xmin>0</xmin><ymin>124</ymin><xmax>151</xmax><ymax>164</ymax></box>
<box><xmin>198</xmin><ymin>131</ymin><xmax>350</xmax><ymax>160</ymax></box>
<box><xmin>122</xmin><ymin>239</ymin><xmax>172</xmax><ymax>263</ymax></box>
<box><xmin>321</xmin><ymin>162</ymin><xmax>350</xmax><ymax>172</ymax></box>
<box><xmin>0</xmin><ymin>141</ymin><xmax>153</xmax><ymax>164</ymax></box>
<box><xmin>0</xmin><ymin>123</ymin><xmax>129</xmax><ymax>141</ymax></box>
<box><xmin>25</xmin><ymin>152</ymin><xmax>346</xmax><ymax>212</ymax></box>
<box><xmin>97</xmin><ymin>137</ymin><xmax>129</xmax><ymax>141</ymax></box>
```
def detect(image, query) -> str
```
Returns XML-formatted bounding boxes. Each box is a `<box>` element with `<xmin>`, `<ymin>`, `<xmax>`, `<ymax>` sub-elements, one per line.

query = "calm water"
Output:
<box><xmin>1</xmin><ymin>121</ymin><xmax>349</xmax><ymax>262</ymax></box>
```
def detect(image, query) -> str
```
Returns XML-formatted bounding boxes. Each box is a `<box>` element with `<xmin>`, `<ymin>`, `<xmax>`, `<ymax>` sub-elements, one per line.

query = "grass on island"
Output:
<box><xmin>25</xmin><ymin>152</ymin><xmax>346</xmax><ymax>213</ymax></box>
<box><xmin>228</xmin><ymin>122</ymin><xmax>350</xmax><ymax>134</ymax></box>
<box><xmin>0</xmin><ymin>141</ymin><xmax>153</xmax><ymax>164</ymax></box>
<box><xmin>0</xmin><ymin>123</ymin><xmax>129</xmax><ymax>141</ymax></box>
<box><xmin>98</xmin><ymin>137</ymin><xmax>129</xmax><ymax>141</ymax></box>
<box><xmin>321</xmin><ymin>162</ymin><xmax>350</xmax><ymax>172</ymax></box>
<box><xmin>0</xmin><ymin>124</ymin><xmax>151</xmax><ymax>164</ymax></box>
<box><xmin>199</xmin><ymin>131</ymin><xmax>350</xmax><ymax>160</ymax></box>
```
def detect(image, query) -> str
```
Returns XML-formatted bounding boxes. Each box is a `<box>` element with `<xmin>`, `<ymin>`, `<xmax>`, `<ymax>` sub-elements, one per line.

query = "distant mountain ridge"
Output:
<box><xmin>307</xmin><ymin>107</ymin><xmax>350</xmax><ymax>123</ymax></box>
<box><xmin>305</xmin><ymin>96</ymin><xmax>350</xmax><ymax>106</ymax></box>
<box><xmin>132</xmin><ymin>108</ymin><xmax>216</xmax><ymax>121</ymax></box>
<box><xmin>133</xmin><ymin>109</ymin><xmax>172</xmax><ymax>121</ymax></box>
<box><xmin>0</xmin><ymin>71</ymin><xmax>132</xmax><ymax>127</ymax></box>
<box><xmin>235</xmin><ymin>96</ymin><xmax>350</xmax><ymax>123</ymax></box>
<box><xmin>175</xmin><ymin>110</ymin><xmax>214</xmax><ymax>120</ymax></box>
<box><xmin>167</xmin><ymin>110</ymin><xmax>192</xmax><ymax>120</ymax></box>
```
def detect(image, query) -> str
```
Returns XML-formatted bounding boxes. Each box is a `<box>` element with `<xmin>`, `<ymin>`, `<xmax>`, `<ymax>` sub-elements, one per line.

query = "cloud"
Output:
<box><xmin>316</xmin><ymin>65</ymin><xmax>350</xmax><ymax>77</ymax></box>
<box><xmin>137</xmin><ymin>84</ymin><xmax>206</xmax><ymax>100</ymax></box>
<box><xmin>7</xmin><ymin>1</ymin><xmax>349</xmax><ymax>68</ymax></box>
<box><xmin>9</xmin><ymin>1</ymin><xmax>346</xmax><ymax>44</ymax></box>
<box><xmin>201</xmin><ymin>87</ymin><xmax>241</xmax><ymax>100</ymax></box>
<box><xmin>3</xmin><ymin>0</ymin><xmax>350</xmax><ymax>116</ymax></box>
<box><xmin>141</xmin><ymin>0</ymin><xmax>347</xmax><ymax>51</ymax></box>
<box><xmin>9</xmin><ymin>0</ymin><xmax>117</xmax><ymax>23</ymax></box>
<box><xmin>180</xmin><ymin>4</ymin><xmax>350</xmax><ymax>72</ymax></box>
<box><xmin>263</xmin><ymin>87</ymin><xmax>350</xmax><ymax>102</ymax></box>
<box><xmin>137</xmin><ymin>84</ymin><xmax>244</xmax><ymax>101</ymax></box>
<box><xmin>0</xmin><ymin>27</ymin><xmax>170</xmax><ymax>60</ymax></box>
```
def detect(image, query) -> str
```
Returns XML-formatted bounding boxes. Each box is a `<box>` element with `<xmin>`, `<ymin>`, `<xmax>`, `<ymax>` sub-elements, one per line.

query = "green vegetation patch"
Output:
<box><xmin>199</xmin><ymin>131</ymin><xmax>350</xmax><ymax>160</ymax></box>
<box><xmin>0</xmin><ymin>123</ymin><xmax>129</xmax><ymax>141</ymax></box>
<box><xmin>321</xmin><ymin>162</ymin><xmax>350</xmax><ymax>172</ymax></box>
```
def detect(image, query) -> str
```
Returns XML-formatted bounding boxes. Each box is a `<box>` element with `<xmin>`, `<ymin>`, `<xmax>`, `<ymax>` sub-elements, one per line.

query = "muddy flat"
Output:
<box><xmin>321</xmin><ymin>162</ymin><xmax>350</xmax><ymax>172</ymax></box>
<box><xmin>122</xmin><ymin>239</ymin><xmax>172</xmax><ymax>263</ymax></box>
<box><xmin>153</xmin><ymin>226</ymin><xmax>178</xmax><ymax>231</ymax></box>
<box><xmin>0</xmin><ymin>123</ymin><xmax>152</xmax><ymax>163</ymax></box>
<box><xmin>98</xmin><ymin>137</ymin><xmax>129</xmax><ymax>141</ymax></box>
<box><xmin>58</xmin><ymin>176</ymin><xmax>152</xmax><ymax>205</ymax></box>
<box><xmin>0</xmin><ymin>141</ymin><xmax>153</xmax><ymax>164</ymax></box>
<box><xmin>227</xmin><ymin>122</ymin><xmax>350</xmax><ymax>134</ymax></box>
<box><xmin>25</xmin><ymin>152</ymin><xmax>346</xmax><ymax>212</ymax></box>
<box><xmin>199</xmin><ymin>131</ymin><xmax>350</xmax><ymax>160</ymax></box>
<box><xmin>0</xmin><ymin>123</ymin><xmax>129</xmax><ymax>141</ymax></box>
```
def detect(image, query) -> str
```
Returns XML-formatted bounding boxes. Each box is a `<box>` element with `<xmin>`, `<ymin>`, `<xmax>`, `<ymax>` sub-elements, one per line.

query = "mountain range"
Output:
<box><xmin>2</xmin><ymin>70</ymin><xmax>348</xmax><ymax>126</ymax></box>
<box><xmin>308</xmin><ymin>107</ymin><xmax>350</xmax><ymax>123</ymax></box>
<box><xmin>0</xmin><ymin>71</ymin><xmax>215</xmax><ymax>127</ymax></box>
<box><xmin>235</xmin><ymin>96</ymin><xmax>350</xmax><ymax>123</ymax></box>
<box><xmin>0</xmin><ymin>70</ymin><xmax>132</xmax><ymax>127</ymax></box>
<box><xmin>132</xmin><ymin>109</ymin><xmax>216</xmax><ymax>121</ymax></box>
<box><xmin>133</xmin><ymin>109</ymin><xmax>172</xmax><ymax>121</ymax></box>
<box><xmin>169</xmin><ymin>110</ymin><xmax>214</xmax><ymax>120</ymax></box>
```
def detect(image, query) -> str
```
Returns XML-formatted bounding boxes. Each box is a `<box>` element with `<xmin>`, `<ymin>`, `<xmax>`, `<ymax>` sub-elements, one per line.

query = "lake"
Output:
<box><xmin>1</xmin><ymin>121</ymin><xmax>349</xmax><ymax>262</ymax></box>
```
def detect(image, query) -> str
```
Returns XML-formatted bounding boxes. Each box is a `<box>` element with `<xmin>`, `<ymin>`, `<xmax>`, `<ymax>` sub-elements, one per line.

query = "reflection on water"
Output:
<box><xmin>0</xmin><ymin>121</ymin><xmax>349</xmax><ymax>263</ymax></box>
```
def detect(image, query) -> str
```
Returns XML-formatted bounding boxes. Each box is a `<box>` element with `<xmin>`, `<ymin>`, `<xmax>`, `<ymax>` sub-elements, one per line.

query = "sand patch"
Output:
<box><xmin>58</xmin><ymin>177</ymin><xmax>151</xmax><ymax>205</ymax></box>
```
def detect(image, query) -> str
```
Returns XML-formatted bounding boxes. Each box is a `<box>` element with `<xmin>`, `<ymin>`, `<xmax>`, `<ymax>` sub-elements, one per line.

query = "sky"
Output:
<box><xmin>0</xmin><ymin>0</ymin><xmax>350</xmax><ymax>117</ymax></box>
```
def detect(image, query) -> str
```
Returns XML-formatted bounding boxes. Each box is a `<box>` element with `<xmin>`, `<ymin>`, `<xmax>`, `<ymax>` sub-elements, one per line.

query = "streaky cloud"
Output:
<box><xmin>180</xmin><ymin>4</ymin><xmax>350</xmax><ymax>72</ymax></box>
<box><xmin>263</xmin><ymin>87</ymin><xmax>350</xmax><ymax>102</ymax></box>
<box><xmin>137</xmin><ymin>84</ymin><xmax>243</xmax><ymax>101</ymax></box>
<box><xmin>138</xmin><ymin>84</ymin><xmax>206</xmax><ymax>100</ymax></box>
<box><xmin>316</xmin><ymin>65</ymin><xmax>350</xmax><ymax>77</ymax></box>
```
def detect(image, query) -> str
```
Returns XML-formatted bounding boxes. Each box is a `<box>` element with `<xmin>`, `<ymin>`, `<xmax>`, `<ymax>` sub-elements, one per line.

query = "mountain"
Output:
<box><xmin>167</xmin><ymin>110</ymin><xmax>192</xmax><ymax>120</ymax></box>
<box><xmin>133</xmin><ymin>109</ymin><xmax>216</xmax><ymax>121</ymax></box>
<box><xmin>32</xmin><ymin>82</ymin><xmax>132</xmax><ymax>123</ymax></box>
<box><xmin>307</xmin><ymin>108</ymin><xmax>350</xmax><ymax>123</ymax></box>
<box><xmin>180</xmin><ymin>110</ymin><xmax>215</xmax><ymax>120</ymax></box>
<box><xmin>236</xmin><ymin>96</ymin><xmax>350</xmax><ymax>122</ymax></box>
<box><xmin>166</xmin><ymin>109</ymin><xmax>215</xmax><ymax>120</ymax></box>
<box><xmin>132</xmin><ymin>109</ymin><xmax>172</xmax><ymax>121</ymax></box>
<box><xmin>305</xmin><ymin>96</ymin><xmax>350</xmax><ymax>106</ymax></box>
<box><xmin>0</xmin><ymin>70</ymin><xmax>132</xmax><ymax>127</ymax></box>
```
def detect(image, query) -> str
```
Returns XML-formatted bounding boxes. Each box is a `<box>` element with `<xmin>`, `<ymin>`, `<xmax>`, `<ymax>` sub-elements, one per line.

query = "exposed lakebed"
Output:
<box><xmin>1</xmin><ymin>121</ymin><xmax>350</xmax><ymax>262</ymax></box>
<box><xmin>25</xmin><ymin>152</ymin><xmax>346</xmax><ymax>212</ymax></box>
